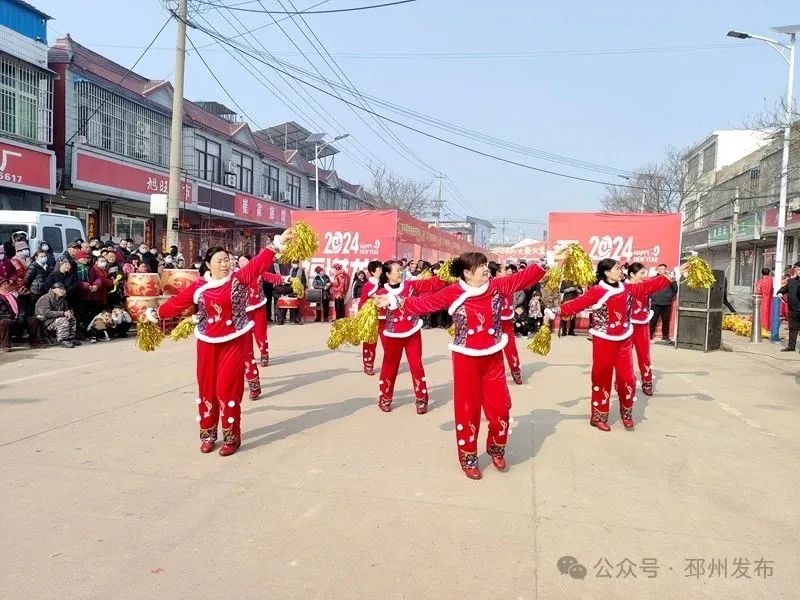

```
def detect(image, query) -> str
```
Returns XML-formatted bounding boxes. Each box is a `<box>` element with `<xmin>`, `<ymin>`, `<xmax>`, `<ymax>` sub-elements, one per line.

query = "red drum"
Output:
<box><xmin>161</xmin><ymin>268</ymin><xmax>200</xmax><ymax>295</ymax></box>
<box><xmin>276</xmin><ymin>296</ymin><xmax>300</xmax><ymax>310</ymax></box>
<box><xmin>125</xmin><ymin>272</ymin><xmax>162</xmax><ymax>297</ymax></box>
<box><xmin>125</xmin><ymin>296</ymin><xmax>160</xmax><ymax>322</ymax></box>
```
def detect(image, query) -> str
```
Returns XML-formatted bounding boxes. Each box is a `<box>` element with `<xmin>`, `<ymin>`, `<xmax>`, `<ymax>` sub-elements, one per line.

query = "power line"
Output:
<box><xmin>191</xmin><ymin>0</ymin><xmax>417</xmax><ymax>14</ymax></box>
<box><xmin>188</xmin><ymin>20</ymin><xmax>673</xmax><ymax>192</ymax></box>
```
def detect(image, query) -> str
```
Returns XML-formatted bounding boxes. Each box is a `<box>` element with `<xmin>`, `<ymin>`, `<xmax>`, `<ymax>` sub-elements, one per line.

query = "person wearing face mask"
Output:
<box><xmin>373</xmin><ymin>250</ymin><xmax>558</xmax><ymax>480</ymax></box>
<box><xmin>91</xmin><ymin>254</ymin><xmax>114</xmax><ymax>308</ymax></box>
<box><xmin>38</xmin><ymin>242</ymin><xmax>56</xmax><ymax>270</ymax></box>
<box><xmin>0</xmin><ymin>242</ymin><xmax>17</xmax><ymax>285</ymax></box>
<box><xmin>104</xmin><ymin>251</ymin><xmax>124</xmax><ymax>306</ymax></box>
<box><xmin>24</xmin><ymin>250</ymin><xmax>52</xmax><ymax>306</ymax></box>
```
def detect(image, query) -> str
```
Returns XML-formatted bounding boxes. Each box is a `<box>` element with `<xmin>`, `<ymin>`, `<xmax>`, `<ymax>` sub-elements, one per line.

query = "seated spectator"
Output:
<box><xmin>0</xmin><ymin>241</ymin><xmax>18</xmax><ymax>285</ymax></box>
<box><xmin>25</xmin><ymin>250</ymin><xmax>51</xmax><ymax>305</ymax></box>
<box><xmin>0</xmin><ymin>277</ymin><xmax>42</xmax><ymax>351</ymax></box>
<box><xmin>110</xmin><ymin>306</ymin><xmax>132</xmax><ymax>338</ymax></box>
<box><xmin>35</xmin><ymin>282</ymin><xmax>78</xmax><ymax>348</ymax></box>
<box><xmin>87</xmin><ymin>310</ymin><xmax>113</xmax><ymax>343</ymax></box>
<box><xmin>44</xmin><ymin>260</ymin><xmax>76</xmax><ymax>296</ymax></box>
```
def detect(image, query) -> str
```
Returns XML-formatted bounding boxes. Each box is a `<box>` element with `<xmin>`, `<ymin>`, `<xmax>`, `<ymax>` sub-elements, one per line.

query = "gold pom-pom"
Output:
<box><xmin>327</xmin><ymin>318</ymin><xmax>352</xmax><ymax>350</ymax></box>
<box><xmin>280</xmin><ymin>222</ymin><xmax>319</xmax><ymax>264</ymax></box>
<box><xmin>437</xmin><ymin>258</ymin><xmax>459</xmax><ymax>283</ymax></box>
<box><xmin>134</xmin><ymin>320</ymin><xmax>165</xmax><ymax>352</ymax></box>
<box><xmin>348</xmin><ymin>300</ymin><xmax>379</xmax><ymax>345</ymax></box>
<box><xmin>447</xmin><ymin>324</ymin><xmax>455</xmax><ymax>337</ymax></box>
<box><xmin>527</xmin><ymin>324</ymin><xmax>552</xmax><ymax>356</ymax></box>
<box><xmin>544</xmin><ymin>266</ymin><xmax>563</xmax><ymax>292</ymax></box>
<box><xmin>562</xmin><ymin>244</ymin><xmax>595</xmax><ymax>288</ymax></box>
<box><xmin>417</xmin><ymin>269</ymin><xmax>432</xmax><ymax>279</ymax></box>
<box><xmin>685</xmin><ymin>256</ymin><xmax>716</xmax><ymax>289</ymax></box>
<box><xmin>168</xmin><ymin>316</ymin><xmax>195</xmax><ymax>341</ymax></box>
<box><xmin>291</xmin><ymin>277</ymin><xmax>305</xmax><ymax>298</ymax></box>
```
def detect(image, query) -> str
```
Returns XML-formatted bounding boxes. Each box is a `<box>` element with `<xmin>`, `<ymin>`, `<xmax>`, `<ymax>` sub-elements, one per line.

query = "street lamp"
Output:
<box><xmin>307</xmin><ymin>132</ymin><xmax>350</xmax><ymax>211</ymax></box>
<box><xmin>617</xmin><ymin>174</ymin><xmax>647</xmax><ymax>212</ymax></box>
<box><xmin>727</xmin><ymin>25</ymin><xmax>798</xmax><ymax>342</ymax></box>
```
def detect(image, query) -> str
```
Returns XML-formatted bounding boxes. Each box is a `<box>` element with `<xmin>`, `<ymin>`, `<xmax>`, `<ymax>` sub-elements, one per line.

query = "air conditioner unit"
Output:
<box><xmin>136</xmin><ymin>120</ymin><xmax>150</xmax><ymax>139</ymax></box>
<box><xmin>280</xmin><ymin>191</ymin><xmax>290</xmax><ymax>202</ymax></box>
<box><xmin>261</xmin><ymin>193</ymin><xmax>273</xmax><ymax>201</ymax></box>
<box><xmin>225</xmin><ymin>160</ymin><xmax>236</xmax><ymax>174</ymax></box>
<box><xmin>133</xmin><ymin>138</ymin><xmax>148</xmax><ymax>159</ymax></box>
<box><xmin>788</xmin><ymin>197</ymin><xmax>800</xmax><ymax>213</ymax></box>
<box><xmin>224</xmin><ymin>173</ymin><xmax>237</xmax><ymax>187</ymax></box>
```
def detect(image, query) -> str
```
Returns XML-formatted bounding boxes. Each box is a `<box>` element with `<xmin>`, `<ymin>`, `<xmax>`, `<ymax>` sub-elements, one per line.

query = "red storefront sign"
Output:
<box><xmin>234</xmin><ymin>193</ymin><xmax>290</xmax><ymax>227</ymax></box>
<box><xmin>0</xmin><ymin>138</ymin><xmax>56</xmax><ymax>194</ymax></box>
<box><xmin>763</xmin><ymin>206</ymin><xmax>800</xmax><ymax>230</ymax></box>
<box><xmin>73</xmin><ymin>149</ymin><xmax>191</xmax><ymax>203</ymax></box>
<box><xmin>548</xmin><ymin>212</ymin><xmax>682</xmax><ymax>272</ymax></box>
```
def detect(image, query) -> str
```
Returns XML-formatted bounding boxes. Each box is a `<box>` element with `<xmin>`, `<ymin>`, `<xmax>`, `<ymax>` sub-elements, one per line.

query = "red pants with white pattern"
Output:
<box><xmin>590</xmin><ymin>336</ymin><xmax>636</xmax><ymax>424</ymax></box>
<box><xmin>378</xmin><ymin>331</ymin><xmax>427</xmax><ymax>406</ymax></box>
<box><xmin>196</xmin><ymin>334</ymin><xmax>249</xmax><ymax>444</ymax></box>
<box><xmin>631</xmin><ymin>324</ymin><xmax>652</xmax><ymax>385</ymax></box>
<box><xmin>452</xmin><ymin>351</ymin><xmax>511</xmax><ymax>470</ymax></box>
<box><xmin>501</xmin><ymin>318</ymin><xmax>521</xmax><ymax>374</ymax></box>
<box><xmin>243</xmin><ymin>307</ymin><xmax>269</xmax><ymax>384</ymax></box>
<box><xmin>363</xmin><ymin>341</ymin><xmax>377</xmax><ymax>371</ymax></box>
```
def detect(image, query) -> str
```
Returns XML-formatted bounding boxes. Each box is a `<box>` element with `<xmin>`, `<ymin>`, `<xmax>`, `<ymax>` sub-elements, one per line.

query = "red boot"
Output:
<box><xmin>200</xmin><ymin>428</ymin><xmax>217</xmax><ymax>453</ymax></box>
<box><xmin>590</xmin><ymin>408</ymin><xmax>611</xmax><ymax>432</ymax></box>
<box><xmin>511</xmin><ymin>370</ymin><xmax>522</xmax><ymax>385</ymax></box>
<box><xmin>415</xmin><ymin>398</ymin><xmax>428</xmax><ymax>415</ymax></box>
<box><xmin>378</xmin><ymin>397</ymin><xmax>392</xmax><ymax>412</ymax></box>
<box><xmin>364</xmin><ymin>366</ymin><xmax>374</xmax><ymax>376</ymax></box>
<box><xmin>260</xmin><ymin>354</ymin><xmax>269</xmax><ymax>368</ymax></box>
<box><xmin>488</xmin><ymin>445</ymin><xmax>507</xmax><ymax>471</ymax></box>
<box><xmin>460</xmin><ymin>453</ymin><xmax>481</xmax><ymax>480</ymax></box>
<box><xmin>248</xmin><ymin>380</ymin><xmax>261</xmax><ymax>401</ymax></box>
<box><xmin>620</xmin><ymin>407</ymin><xmax>635</xmax><ymax>430</ymax></box>
<box><xmin>642</xmin><ymin>382</ymin><xmax>653</xmax><ymax>397</ymax></box>
<box><xmin>219</xmin><ymin>429</ymin><xmax>240</xmax><ymax>457</ymax></box>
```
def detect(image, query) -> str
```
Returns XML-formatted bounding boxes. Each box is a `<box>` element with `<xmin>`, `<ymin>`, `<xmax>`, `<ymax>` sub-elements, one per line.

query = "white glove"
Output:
<box><xmin>544</xmin><ymin>307</ymin><xmax>557</xmax><ymax>323</ymax></box>
<box><xmin>191</xmin><ymin>314</ymin><xmax>200</xmax><ymax>325</ymax></box>
<box><xmin>144</xmin><ymin>307</ymin><xmax>159</xmax><ymax>323</ymax></box>
<box><xmin>272</xmin><ymin>233</ymin><xmax>286</xmax><ymax>252</ymax></box>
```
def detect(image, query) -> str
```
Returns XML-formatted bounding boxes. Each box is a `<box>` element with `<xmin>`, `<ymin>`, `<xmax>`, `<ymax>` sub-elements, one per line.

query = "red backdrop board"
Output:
<box><xmin>547</xmin><ymin>212</ymin><xmax>682</xmax><ymax>273</ymax></box>
<box><xmin>291</xmin><ymin>210</ymin><xmax>398</xmax><ymax>283</ymax></box>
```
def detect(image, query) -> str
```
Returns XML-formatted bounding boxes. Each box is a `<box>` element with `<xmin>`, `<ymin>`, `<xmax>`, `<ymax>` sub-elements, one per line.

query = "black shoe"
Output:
<box><xmin>781</xmin><ymin>347</ymin><xmax>796</xmax><ymax>352</ymax></box>
<box><xmin>71</xmin><ymin>340</ymin><xmax>82</xmax><ymax>346</ymax></box>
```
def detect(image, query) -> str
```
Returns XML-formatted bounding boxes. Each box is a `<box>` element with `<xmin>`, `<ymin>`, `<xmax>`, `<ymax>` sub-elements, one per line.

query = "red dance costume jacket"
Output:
<box><xmin>156</xmin><ymin>247</ymin><xmax>279</xmax><ymax>446</ymax></box>
<box><xmin>559</xmin><ymin>275</ymin><xmax>672</xmax><ymax>426</ymax></box>
<box><xmin>391</xmin><ymin>265</ymin><xmax>547</xmax><ymax>471</ymax></box>
<box><xmin>499</xmin><ymin>292</ymin><xmax>521</xmax><ymax>379</ymax></box>
<box><xmin>374</xmin><ymin>277</ymin><xmax>448</xmax><ymax>339</ymax></box>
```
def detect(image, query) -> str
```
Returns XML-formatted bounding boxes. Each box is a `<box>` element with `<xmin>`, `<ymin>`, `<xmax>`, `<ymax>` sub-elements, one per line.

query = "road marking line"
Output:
<box><xmin>678</xmin><ymin>375</ymin><xmax>771</xmax><ymax>436</ymax></box>
<box><xmin>0</xmin><ymin>363</ymin><xmax>90</xmax><ymax>385</ymax></box>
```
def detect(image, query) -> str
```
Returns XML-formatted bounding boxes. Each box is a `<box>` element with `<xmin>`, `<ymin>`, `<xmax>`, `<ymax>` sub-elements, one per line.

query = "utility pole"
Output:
<box><xmin>500</xmin><ymin>218</ymin><xmax>506</xmax><ymax>245</ymax></box>
<box><xmin>166</xmin><ymin>0</ymin><xmax>188</xmax><ymax>250</ymax></box>
<box><xmin>433</xmin><ymin>173</ymin><xmax>446</xmax><ymax>227</ymax></box>
<box><xmin>728</xmin><ymin>188</ymin><xmax>740</xmax><ymax>296</ymax></box>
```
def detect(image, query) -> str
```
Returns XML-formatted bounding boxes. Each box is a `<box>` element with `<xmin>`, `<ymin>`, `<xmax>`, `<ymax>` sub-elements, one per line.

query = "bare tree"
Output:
<box><xmin>367</xmin><ymin>164</ymin><xmax>435</xmax><ymax>217</ymax></box>
<box><xmin>600</xmin><ymin>145</ymin><xmax>696</xmax><ymax>214</ymax></box>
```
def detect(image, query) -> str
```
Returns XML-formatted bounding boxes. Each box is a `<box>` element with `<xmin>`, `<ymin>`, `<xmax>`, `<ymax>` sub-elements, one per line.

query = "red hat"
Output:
<box><xmin>333</xmin><ymin>263</ymin><xmax>343</xmax><ymax>270</ymax></box>
<box><xmin>74</xmin><ymin>250</ymin><xmax>90</xmax><ymax>260</ymax></box>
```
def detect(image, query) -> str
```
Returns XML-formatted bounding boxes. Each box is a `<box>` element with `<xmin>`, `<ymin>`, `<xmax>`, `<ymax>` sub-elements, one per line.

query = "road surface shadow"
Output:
<box><xmin>0</xmin><ymin>396</ymin><xmax>44</xmax><ymax>405</ymax></box>
<box><xmin>267</xmin><ymin>348</ymin><xmax>340</xmax><ymax>366</ymax></box>
<box><xmin>262</xmin><ymin>367</ymin><xmax>355</xmax><ymax>397</ymax></box>
<box><xmin>240</xmin><ymin>396</ymin><xmax>375</xmax><ymax>451</ymax></box>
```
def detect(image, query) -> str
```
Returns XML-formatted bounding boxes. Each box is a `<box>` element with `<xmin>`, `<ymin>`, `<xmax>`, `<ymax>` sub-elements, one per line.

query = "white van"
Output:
<box><xmin>0</xmin><ymin>211</ymin><xmax>86</xmax><ymax>255</ymax></box>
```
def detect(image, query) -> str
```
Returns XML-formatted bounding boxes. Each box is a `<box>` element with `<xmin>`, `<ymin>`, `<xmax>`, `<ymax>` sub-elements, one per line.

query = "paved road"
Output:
<box><xmin>1</xmin><ymin>325</ymin><xmax>798</xmax><ymax>599</ymax></box>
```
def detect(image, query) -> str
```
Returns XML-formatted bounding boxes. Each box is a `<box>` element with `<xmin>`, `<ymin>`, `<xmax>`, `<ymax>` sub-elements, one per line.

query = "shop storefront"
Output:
<box><xmin>0</xmin><ymin>137</ymin><xmax>56</xmax><ymax>210</ymax></box>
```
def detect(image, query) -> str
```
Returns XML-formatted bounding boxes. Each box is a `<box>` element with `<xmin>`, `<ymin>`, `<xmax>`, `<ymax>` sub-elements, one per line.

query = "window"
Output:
<box><xmin>114</xmin><ymin>216</ymin><xmax>147</xmax><ymax>244</ymax></box>
<box><xmin>0</xmin><ymin>54</ymin><xmax>53</xmax><ymax>144</ymax></box>
<box><xmin>195</xmin><ymin>135</ymin><xmax>221</xmax><ymax>183</ymax></box>
<box><xmin>74</xmin><ymin>81</ymin><xmax>169</xmax><ymax>166</ymax></box>
<box><xmin>65</xmin><ymin>228</ymin><xmax>83</xmax><ymax>246</ymax></box>
<box><xmin>735</xmin><ymin>248</ymin><xmax>754</xmax><ymax>288</ymax></box>
<box><xmin>687</xmin><ymin>155</ymin><xmax>700</xmax><ymax>182</ymax></box>
<box><xmin>232</xmin><ymin>150</ymin><xmax>254</xmax><ymax>194</ymax></box>
<box><xmin>702</xmin><ymin>143</ymin><xmax>716</xmax><ymax>174</ymax></box>
<box><xmin>262</xmin><ymin>164</ymin><xmax>279</xmax><ymax>199</ymax></box>
<box><xmin>41</xmin><ymin>226</ymin><xmax>63</xmax><ymax>254</ymax></box>
<box><xmin>287</xmin><ymin>173</ymin><xmax>301</xmax><ymax>207</ymax></box>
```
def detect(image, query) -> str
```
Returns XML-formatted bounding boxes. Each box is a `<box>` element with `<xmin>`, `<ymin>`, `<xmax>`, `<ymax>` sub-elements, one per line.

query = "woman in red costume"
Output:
<box><xmin>552</xmin><ymin>258</ymin><xmax>685</xmax><ymax>432</ymax></box>
<box><xmin>147</xmin><ymin>230</ymin><xmax>291</xmax><ymax>456</ymax></box>
<box><xmin>625</xmin><ymin>262</ymin><xmax>664</xmax><ymax>396</ymax></box>
<box><xmin>375</xmin><ymin>251</ymin><xmax>557</xmax><ymax>479</ymax></box>
<box><xmin>238</xmin><ymin>254</ymin><xmax>285</xmax><ymax>400</ymax></box>
<box><xmin>372</xmin><ymin>260</ymin><xmax>448</xmax><ymax>414</ymax></box>
<box><xmin>359</xmin><ymin>260</ymin><xmax>383</xmax><ymax>376</ymax></box>
<box><xmin>754</xmin><ymin>268</ymin><xmax>773</xmax><ymax>333</ymax></box>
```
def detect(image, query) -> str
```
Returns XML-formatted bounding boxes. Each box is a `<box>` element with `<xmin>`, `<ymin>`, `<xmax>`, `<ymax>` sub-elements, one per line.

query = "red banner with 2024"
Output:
<box><xmin>547</xmin><ymin>212</ymin><xmax>682</xmax><ymax>273</ymax></box>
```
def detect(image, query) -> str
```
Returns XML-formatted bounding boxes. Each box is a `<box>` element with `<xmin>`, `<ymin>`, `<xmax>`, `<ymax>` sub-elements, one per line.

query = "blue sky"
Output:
<box><xmin>38</xmin><ymin>0</ymin><xmax>798</xmax><ymax>241</ymax></box>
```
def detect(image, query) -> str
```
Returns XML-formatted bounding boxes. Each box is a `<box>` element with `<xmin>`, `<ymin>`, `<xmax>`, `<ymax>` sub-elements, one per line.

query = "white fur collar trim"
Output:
<box><xmin>448</xmin><ymin>280</ymin><xmax>490</xmax><ymax>315</ymax></box>
<box><xmin>193</xmin><ymin>272</ymin><xmax>232</xmax><ymax>304</ymax></box>
<box><xmin>368</xmin><ymin>277</ymin><xmax>379</xmax><ymax>285</ymax></box>
<box><xmin>384</xmin><ymin>281</ymin><xmax>404</xmax><ymax>296</ymax></box>
<box><xmin>591</xmin><ymin>281</ymin><xmax>626</xmax><ymax>310</ymax></box>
